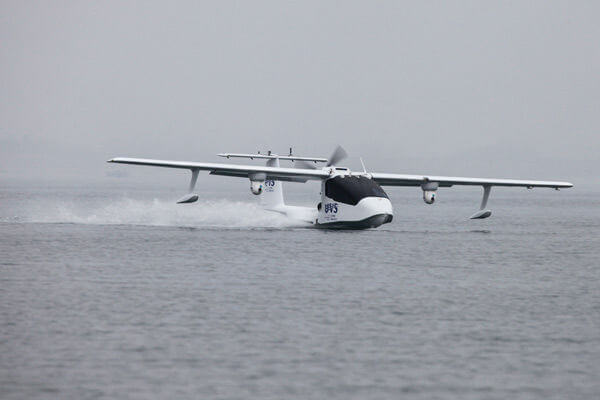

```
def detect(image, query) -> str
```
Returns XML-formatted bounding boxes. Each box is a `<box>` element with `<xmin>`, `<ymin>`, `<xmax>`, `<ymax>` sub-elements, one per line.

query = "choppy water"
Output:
<box><xmin>1</xmin><ymin>183</ymin><xmax>599</xmax><ymax>399</ymax></box>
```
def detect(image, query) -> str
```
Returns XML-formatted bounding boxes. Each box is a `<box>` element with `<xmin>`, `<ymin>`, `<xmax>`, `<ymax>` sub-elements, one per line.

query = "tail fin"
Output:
<box><xmin>260</xmin><ymin>157</ymin><xmax>285</xmax><ymax>210</ymax></box>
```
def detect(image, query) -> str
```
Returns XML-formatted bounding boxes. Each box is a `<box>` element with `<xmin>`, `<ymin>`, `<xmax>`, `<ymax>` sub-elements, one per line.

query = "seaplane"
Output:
<box><xmin>107</xmin><ymin>146</ymin><xmax>573</xmax><ymax>229</ymax></box>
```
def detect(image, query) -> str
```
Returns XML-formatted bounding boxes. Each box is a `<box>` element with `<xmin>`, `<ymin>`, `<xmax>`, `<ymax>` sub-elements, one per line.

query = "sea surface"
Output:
<box><xmin>1</xmin><ymin>182</ymin><xmax>599</xmax><ymax>399</ymax></box>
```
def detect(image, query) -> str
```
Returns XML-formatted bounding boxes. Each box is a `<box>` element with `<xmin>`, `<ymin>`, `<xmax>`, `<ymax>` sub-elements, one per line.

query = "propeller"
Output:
<box><xmin>326</xmin><ymin>145</ymin><xmax>348</xmax><ymax>167</ymax></box>
<box><xmin>294</xmin><ymin>159</ymin><xmax>318</xmax><ymax>170</ymax></box>
<box><xmin>293</xmin><ymin>145</ymin><xmax>348</xmax><ymax>170</ymax></box>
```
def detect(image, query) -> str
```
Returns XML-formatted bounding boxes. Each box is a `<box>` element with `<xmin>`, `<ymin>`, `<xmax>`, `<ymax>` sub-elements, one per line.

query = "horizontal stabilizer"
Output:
<box><xmin>218</xmin><ymin>153</ymin><xmax>327</xmax><ymax>163</ymax></box>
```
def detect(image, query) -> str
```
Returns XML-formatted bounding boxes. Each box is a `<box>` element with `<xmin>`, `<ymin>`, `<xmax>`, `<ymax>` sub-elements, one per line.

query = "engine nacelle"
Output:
<box><xmin>248</xmin><ymin>172</ymin><xmax>267</xmax><ymax>195</ymax></box>
<box><xmin>421</xmin><ymin>181</ymin><xmax>439</xmax><ymax>204</ymax></box>
<box><xmin>250</xmin><ymin>180</ymin><xmax>263</xmax><ymax>195</ymax></box>
<box><xmin>423</xmin><ymin>190</ymin><xmax>436</xmax><ymax>204</ymax></box>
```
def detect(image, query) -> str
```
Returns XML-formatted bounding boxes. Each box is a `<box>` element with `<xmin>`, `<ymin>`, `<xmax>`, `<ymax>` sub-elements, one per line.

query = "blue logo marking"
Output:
<box><xmin>324</xmin><ymin>203</ymin><xmax>338</xmax><ymax>214</ymax></box>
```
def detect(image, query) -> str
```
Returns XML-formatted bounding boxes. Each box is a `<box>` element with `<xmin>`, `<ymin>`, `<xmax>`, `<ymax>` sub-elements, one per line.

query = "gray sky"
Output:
<box><xmin>1</xmin><ymin>1</ymin><xmax>598</xmax><ymax>187</ymax></box>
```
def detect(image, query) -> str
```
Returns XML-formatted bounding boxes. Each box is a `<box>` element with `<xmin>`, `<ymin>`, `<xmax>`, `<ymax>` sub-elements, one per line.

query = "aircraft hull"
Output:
<box><xmin>315</xmin><ymin>213</ymin><xmax>393</xmax><ymax>229</ymax></box>
<box><xmin>316</xmin><ymin>196</ymin><xmax>394</xmax><ymax>229</ymax></box>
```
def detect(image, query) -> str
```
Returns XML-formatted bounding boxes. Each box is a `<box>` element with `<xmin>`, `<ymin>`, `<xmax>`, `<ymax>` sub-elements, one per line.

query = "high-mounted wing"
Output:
<box><xmin>107</xmin><ymin>157</ymin><xmax>329</xmax><ymax>203</ymax></box>
<box><xmin>107</xmin><ymin>157</ymin><xmax>329</xmax><ymax>182</ymax></box>
<box><xmin>368</xmin><ymin>172</ymin><xmax>573</xmax><ymax>189</ymax></box>
<box><xmin>366</xmin><ymin>171</ymin><xmax>572</xmax><ymax>219</ymax></box>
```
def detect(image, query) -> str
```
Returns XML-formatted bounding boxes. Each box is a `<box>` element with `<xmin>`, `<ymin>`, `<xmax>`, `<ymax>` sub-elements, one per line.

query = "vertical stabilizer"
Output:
<box><xmin>260</xmin><ymin>157</ymin><xmax>285</xmax><ymax>210</ymax></box>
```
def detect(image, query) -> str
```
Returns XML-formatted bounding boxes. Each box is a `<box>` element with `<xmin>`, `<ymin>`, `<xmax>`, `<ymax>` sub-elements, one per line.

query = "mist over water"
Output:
<box><xmin>1</xmin><ymin>183</ymin><xmax>599</xmax><ymax>399</ymax></box>
<box><xmin>1</xmin><ymin>182</ymin><xmax>314</xmax><ymax>229</ymax></box>
<box><xmin>14</xmin><ymin>198</ymin><xmax>298</xmax><ymax>228</ymax></box>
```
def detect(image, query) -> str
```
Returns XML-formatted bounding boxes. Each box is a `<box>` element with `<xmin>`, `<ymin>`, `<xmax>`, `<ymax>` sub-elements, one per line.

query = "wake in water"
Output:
<box><xmin>8</xmin><ymin>198</ymin><xmax>306</xmax><ymax>229</ymax></box>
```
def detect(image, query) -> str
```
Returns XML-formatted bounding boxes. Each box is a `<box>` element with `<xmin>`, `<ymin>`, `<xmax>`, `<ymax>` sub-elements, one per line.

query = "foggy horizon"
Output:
<box><xmin>2</xmin><ymin>2</ymin><xmax>598</xmax><ymax>187</ymax></box>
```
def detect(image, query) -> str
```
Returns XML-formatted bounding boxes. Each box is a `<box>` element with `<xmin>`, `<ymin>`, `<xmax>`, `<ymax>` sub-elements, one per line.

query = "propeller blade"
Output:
<box><xmin>294</xmin><ymin>159</ymin><xmax>318</xmax><ymax>170</ymax></box>
<box><xmin>326</xmin><ymin>145</ymin><xmax>348</xmax><ymax>167</ymax></box>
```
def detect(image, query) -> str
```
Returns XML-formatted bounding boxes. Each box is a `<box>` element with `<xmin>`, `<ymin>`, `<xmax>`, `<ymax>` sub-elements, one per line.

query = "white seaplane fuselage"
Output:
<box><xmin>317</xmin><ymin>195</ymin><xmax>393</xmax><ymax>228</ymax></box>
<box><xmin>263</xmin><ymin>166</ymin><xmax>394</xmax><ymax>229</ymax></box>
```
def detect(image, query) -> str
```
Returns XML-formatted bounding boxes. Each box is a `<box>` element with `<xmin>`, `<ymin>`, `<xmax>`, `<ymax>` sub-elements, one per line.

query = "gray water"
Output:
<box><xmin>1</xmin><ymin>183</ymin><xmax>599</xmax><ymax>399</ymax></box>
